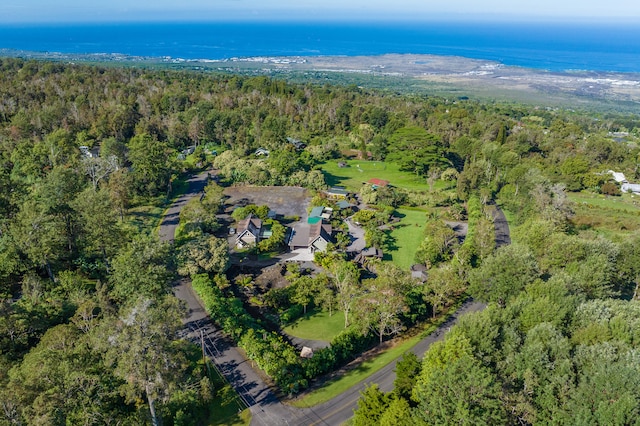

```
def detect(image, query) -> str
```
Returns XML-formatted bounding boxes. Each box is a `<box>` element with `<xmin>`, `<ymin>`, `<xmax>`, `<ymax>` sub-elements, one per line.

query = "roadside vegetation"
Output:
<box><xmin>0</xmin><ymin>57</ymin><xmax>639</xmax><ymax>424</ymax></box>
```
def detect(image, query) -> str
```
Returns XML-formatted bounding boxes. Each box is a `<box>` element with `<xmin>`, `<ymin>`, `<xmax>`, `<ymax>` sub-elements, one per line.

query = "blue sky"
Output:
<box><xmin>1</xmin><ymin>0</ymin><xmax>639</xmax><ymax>23</ymax></box>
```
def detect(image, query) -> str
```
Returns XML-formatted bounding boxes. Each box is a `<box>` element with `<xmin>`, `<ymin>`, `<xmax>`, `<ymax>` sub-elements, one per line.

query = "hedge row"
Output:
<box><xmin>190</xmin><ymin>274</ymin><xmax>376</xmax><ymax>394</ymax></box>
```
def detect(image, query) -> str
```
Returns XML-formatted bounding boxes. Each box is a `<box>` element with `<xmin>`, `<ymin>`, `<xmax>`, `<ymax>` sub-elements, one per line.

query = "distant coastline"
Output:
<box><xmin>0</xmin><ymin>21</ymin><xmax>639</xmax><ymax>73</ymax></box>
<box><xmin>3</xmin><ymin>48</ymin><xmax>640</xmax><ymax>113</ymax></box>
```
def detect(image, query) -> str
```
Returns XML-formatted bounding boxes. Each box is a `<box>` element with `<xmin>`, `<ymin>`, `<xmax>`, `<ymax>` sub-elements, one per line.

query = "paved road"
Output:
<box><xmin>492</xmin><ymin>203</ymin><xmax>512</xmax><ymax>247</ymax></box>
<box><xmin>159</xmin><ymin>171</ymin><xmax>310</xmax><ymax>425</ymax></box>
<box><xmin>160</xmin><ymin>173</ymin><xmax>511</xmax><ymax>426</ymax></box>
<box><xmin>159</xmin><ymin>171</ymin><xmax>211</xmax><ymax>242</ymax></box>
<box><xmin>294</xmin><ymin>299</ymin><xmax>486</xmax><ymax>426</ymax></box>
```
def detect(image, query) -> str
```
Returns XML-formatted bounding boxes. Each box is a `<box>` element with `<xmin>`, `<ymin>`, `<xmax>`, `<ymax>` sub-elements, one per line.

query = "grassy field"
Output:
<box><xmin>384</xmin><ymin>207</ymin><xmax>428</xmax><ymax>270</ymax></box>
<box><xmin>321</xmin><ymin>160</ymin><xmax>435</xmax><ymax>192</ymax></box>
<box><xmin>289</xmin><ymin>298</ymin><xmax>465</xmax><ymax>408</ymax></box>
<box><xmin>568</xmin><ymin>191</ymin><xmax>640</xmax><ymax>240</ymax></box>
<box><xmin>290</xmin><ymin>333</ymin><xmax>423</xmax><ymax>408</ymax></box>
<box><xmin>208</xmin><ymin>387</ymin><xmax>251</xmax><ymax>426</ymax></box>
<box><xmin>283</xmin><ymin>310</ymin><xmax>346</xmax><ymax>341</ymax></box>
<box><xmin>126</xmin><ymin>203</ymin><xmax>166</xmax><ymax>235</ymax></box>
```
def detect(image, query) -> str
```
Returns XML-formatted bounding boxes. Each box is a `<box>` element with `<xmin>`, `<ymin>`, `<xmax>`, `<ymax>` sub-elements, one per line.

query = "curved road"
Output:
<box><xmin>159</xmin><ymin>170</ymin><xmax>305</xmax><ymax>425</ymax></box>
<box><xmin>159</xmin><ymin>174</ymin><xmax>510</xmax><ymax>425</ymax></box>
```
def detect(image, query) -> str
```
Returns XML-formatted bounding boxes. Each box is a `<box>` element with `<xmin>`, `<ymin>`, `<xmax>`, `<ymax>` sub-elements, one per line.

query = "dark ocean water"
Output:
<box><xmin>0</xmin><ymin>21</ymin><xmax>639</xmax><ymax>72</ymax></box>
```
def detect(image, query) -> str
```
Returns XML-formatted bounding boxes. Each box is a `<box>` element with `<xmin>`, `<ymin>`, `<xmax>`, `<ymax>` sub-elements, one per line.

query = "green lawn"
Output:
<box><xmin>291</xmin><ymin>333</ymin><xmax>423</xmax><ymax>408</ymax></box>
<box><xmin>126</xmin><ymin>204</ymin><xmax>165</xmax><ymax>235</ymax></box>
<box><xmin>384</xmin><ymin>207</ymin><xmax>428</xmax><ymax>270</ymax></box>
<box><xmin>283</xmin><ymin>310</ymin><xmax>346</xmax><ymax>341</ymax></box>
<box><xmin>568</xmin><ymin>191</ymin><xmax>640</xmax><ymax>213</ymax></box>
<box><xmin>567</xmin><ymin>191</ymin><xmax>640</xmax><ymax>240</ymax></box>
<box><xmin>208</xmin><ymin>385</ymin><xmax>251</xmax><ymax>426</ymax></box>
<box><xmin>289</xmin><ymin>299</ymin><xmax>464</xmax><ymax>408</ymax></box>
<box><xmin>321</xmin><ymin>160</ymin><xmax>436</xmax><ymax>192</ymax></box>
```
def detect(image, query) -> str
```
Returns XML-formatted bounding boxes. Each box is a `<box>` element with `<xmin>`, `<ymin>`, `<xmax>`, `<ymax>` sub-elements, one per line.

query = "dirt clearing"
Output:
<box><xmin>223</xmin><ymin>186</ymin><xmax>310</xmax><ymax>219</ymax></box>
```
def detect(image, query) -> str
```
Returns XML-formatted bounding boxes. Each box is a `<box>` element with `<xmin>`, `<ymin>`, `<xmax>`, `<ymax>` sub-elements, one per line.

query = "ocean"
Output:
<box><xmin>0</xmin><ymin>21</ymin><xmax>639</xmax><ymax>73</ymax></box>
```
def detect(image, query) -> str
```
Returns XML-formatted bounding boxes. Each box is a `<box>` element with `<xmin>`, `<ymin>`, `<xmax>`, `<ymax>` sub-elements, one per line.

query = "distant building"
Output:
<box><xmin>410</xmin><ymin>264</ymin><xmax>428</xmax><ymax>282</ymax></box>
<box><xmin>254</xmin><ymin>148</ymin><xmax>270</xmax><ymax>156</ymax></box>
<box><xmin>354</xmin><ymin>247</ymin><xmax>384</xmax><ymax>266</ymax></box>
<box><xmin>79</xmin><ymin>145</ymin><xmax>98</xmax><ymax>158</ymax></box>
<box><xmin>308</xmin><ymin>206</ymin><xmax>333</xmax><ymax>224</ymax></box>
<box><xmin>287</xmin><ymin>137</ymin><xmax>307</xmax><ymax>150</ymax></box>
<box><xmin>621</xmin><ymin>183</ymin><xmax>640</xmax><ymax>194</ymax></box>
<box><xmin>608</xmin><ymin>170</ymin><xmax>628</xmax><ymax>183</ymax></box>
<box><xmin>367</xmin><ymin>178</ymin><xmax>390</xmax><ymax>188</ymax></box>
<box><xmin>325</xmin><ymin>186</ymin><xmax>349</xmax><ymax>199</ymax></box>
<box><xmin>336</xmin><ymin>200</ymin><xmax>356</xmax><ymax>211</ymax></box>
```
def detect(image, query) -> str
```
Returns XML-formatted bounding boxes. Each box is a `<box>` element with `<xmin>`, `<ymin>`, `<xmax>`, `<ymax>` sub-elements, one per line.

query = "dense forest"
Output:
<box><xmin>0</xmin><ymin>57</ymin><xmax>639</xmax><ymax>424</ymax></box>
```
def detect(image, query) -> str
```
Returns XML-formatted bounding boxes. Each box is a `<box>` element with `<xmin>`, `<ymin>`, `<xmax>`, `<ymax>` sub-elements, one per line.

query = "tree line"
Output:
<box><xmin>1</xmin><ymin>57</ymin><xmax>639</xmax><ymax>423</ymax></box>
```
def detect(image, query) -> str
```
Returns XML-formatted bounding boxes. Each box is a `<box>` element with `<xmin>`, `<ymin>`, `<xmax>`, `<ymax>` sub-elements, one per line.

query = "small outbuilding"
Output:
<box><xmin>367</xmin><ymin>178</ymin><xmax>390</xmax><ymax>188</ymax></box>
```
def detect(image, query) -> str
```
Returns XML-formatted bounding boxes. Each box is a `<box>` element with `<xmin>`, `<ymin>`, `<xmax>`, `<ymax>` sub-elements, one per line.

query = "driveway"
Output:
<box><xmin>161</xmin><ymin>173</ymin><xmax>512</xmax><ymax>426</ymax></box>
<box><xmin>345</xmin><ymin>217</ymin><xmax>366</xmax><ymax>253</ymax></box>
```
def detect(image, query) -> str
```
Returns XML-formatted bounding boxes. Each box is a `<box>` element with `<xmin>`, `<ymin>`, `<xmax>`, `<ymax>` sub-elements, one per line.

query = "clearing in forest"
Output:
<box><xmin>321</xmin><ymin>160</ymin><xmax>435</xmax><ymax>192</ymax></box>
<box><xmin>384</xmin><ymin>208</ymin><xmax>428</xmax><ymax>270</ymax></box>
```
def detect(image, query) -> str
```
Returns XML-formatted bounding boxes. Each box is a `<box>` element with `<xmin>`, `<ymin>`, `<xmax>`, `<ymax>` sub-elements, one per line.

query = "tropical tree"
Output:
<box><xmin>102</xmin><ymin>297</ymin><xmax>187</xmax><ymax>426</ymax></box>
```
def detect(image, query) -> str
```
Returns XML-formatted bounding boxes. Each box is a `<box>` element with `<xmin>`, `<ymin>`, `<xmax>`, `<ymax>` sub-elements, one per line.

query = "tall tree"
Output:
<box><xmin>468</xmin><ymin>244</ymin><xmax>539</xmax><ymax>307</ymax></box>
<box><xmin>71</xmin><ymin>187</ymin><xmax>122</xmax><ymax>272</ymax></box>
<box><xmin>356</xmin><ymin>263</ymin><xmax>411</xmax><ymax>343</ymax></box>
<box><xmin>330</xmin><ymin>260</ymin><xmax>360</xmax><ymax>328</ymax></box>
<box><xmin>127</xmin><ymin>133</ymin><xmax>174</xmax><ymax>196</ymax></box>
<box><xmin>413</xmin><ymin>333</ymin><xmax>507</xmax><ymax>425</ymax></box>
<box><xmin>109</xmin><ymin>237</ymin><xmax>174</xmax><ymax>302</ymax></box>
<box><xmin>102</xmin><ymin>297</ymin><xmax>187</xmax><ymax>426</ymax></box>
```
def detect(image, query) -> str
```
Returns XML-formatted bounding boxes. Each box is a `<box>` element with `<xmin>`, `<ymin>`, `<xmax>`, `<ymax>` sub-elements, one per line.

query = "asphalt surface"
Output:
<box><xmin>293</xmin><ymin>299</ymin><xmax>487</xmax><ymax>426</ymax></box>
<box><xmin>344</xmin><ymin>217</ymin><xmax>366</xmax><ymax>253</ymax></box>
<box><xmin>492</xmin><ymin>204</ymin><xmax>512</xmax><ymax>247</ymax></box>
<box><xmin>160</xmin><ymin>171</ymin><xmax>311</xmax><ymax>425</ymax></box>
<box><xmin>158</xmin><ymin>170</ymin><xmax>211</xmax><ymax>242</ymax></box>
<box><xmin>160</xmin><ymin>175</ymin><xmax>511</xmax><ymax>426</ymax></box>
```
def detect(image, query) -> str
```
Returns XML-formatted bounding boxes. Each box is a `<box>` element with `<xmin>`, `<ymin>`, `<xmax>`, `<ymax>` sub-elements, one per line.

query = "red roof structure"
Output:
<box><xmin>367</xmin><ymin>178</ymin><xmax>390</xmax><ymax>187</ymax></box>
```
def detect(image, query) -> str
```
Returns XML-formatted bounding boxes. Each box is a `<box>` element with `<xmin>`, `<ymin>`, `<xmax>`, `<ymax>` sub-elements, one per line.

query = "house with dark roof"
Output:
<box><xmin>235</xmin><ymin>214</ymin><xmax>263</xmax><ymax>248</ymax></box>
<box><xmin>354</xmin><ymin>247</ymin><xmax>384</xmax><ymax>266</ymax></box>
<box><xmin>336</xmin><ymin>200</ymin><xmax>356</xmax><ymax>212</ymax></box>
<box><xmin>410</xmin><ymin>264</ymin><xmax>428</xmax><ymax>282</ymax></box>
<box><xmin>287</xmin><ymin>137</ymin><xmax>307</xmax><ymax>150</ymax></box>
<box><xmin>288</xmin><ymin>223</ymin><xmax>333</xmax><ymax>252</ymax></box>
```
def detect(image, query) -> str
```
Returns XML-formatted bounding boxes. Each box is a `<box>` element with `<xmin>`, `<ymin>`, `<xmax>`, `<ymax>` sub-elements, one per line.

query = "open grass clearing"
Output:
<box><xmin>207</xmin><ymin>364</ymin><xmax>251</xmax><ymax>425</ymax></box>
<box><xmin>568</xmin><ymin>191</ymin><xmax>640</xmax><ymax>212</ymax></box>
<box><xmin>384</xmin><ymin>207</ymin><xmax>428</xmax><ymax>270</ymax></box>
<box><xmin>321</xmin><ymin>159</ymin><xmax>440</xmax><ymax>192</ymax></box>
<box><xmin>126</xmin><ymin>204</ymin><xmax>165</xmax><ymax>235</ymax></box>
<box><xmin>283</xmin><ymin>310</ymin><xmax>346</xmax><ymax>342</ymax></box>
<box><xmin>568</xmin><ymin>191</ymin><xmax>640</xmax><ymax>240</ymax></box>
<box><xmin>289</xmin><ymin>299</ymin><xmax>464</xmax><ymax>408</ymax></box>
<box><xmin>290</xmin><ymin>334</ymin><xmax>422</xmax><ymax>408</ymax></box>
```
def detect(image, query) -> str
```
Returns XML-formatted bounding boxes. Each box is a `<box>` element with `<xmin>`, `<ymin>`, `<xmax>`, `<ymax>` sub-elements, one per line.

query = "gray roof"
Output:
<box><xmin>309</xmin><ymin>206</ymin><xmax>325</xmax><ymax>218</ymax></box>
<box><xmin>336</xmin><ymin>200</ymin><xmax>354</xmax><ymax>209</ymax></box>
<box><xmin>326</xmin><ymin>186</ymin><xmax>349</xmax><ymax>196</ymax></box>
